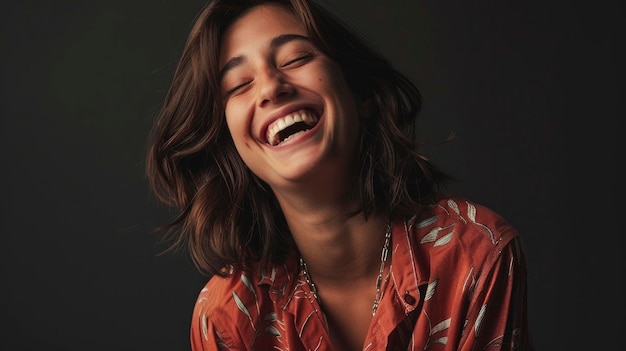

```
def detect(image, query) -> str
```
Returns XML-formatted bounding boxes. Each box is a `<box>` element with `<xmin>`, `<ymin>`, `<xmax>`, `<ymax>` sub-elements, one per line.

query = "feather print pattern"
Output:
<box><xmin>232</xmin><ymin>291</ymin><xmax>255</xmax><ymax>331</ymax></box>
<box><xmin>431</xmin><ymin>318</ymin><xmax>451</xmax><ymax>335</ymax></box>
<box><xmin>416</xmin><ymin>215</ymin><xmax>438</xmax><ymax>229</ymax></box>
<box><xmin>424</xmin><ymin>279</ymin><xmax>438</xmax><ymax>301</ymax></box>
<box><xmin>447</xmin><ymin>199</ymin><xmax>460</xmax><ymax>216</ymax></box>
<box><xmin>418</xmin><ymin>199</ymin><xmax>517</xmax><ymax>350</ymax></box>
<box><xmin>241</xmin><ymin>274</ymin><xmax>261</xmax><ymax>317</ymax></box>
<box><xmin>475</xmin><ymin>304</ymin><xmax>487</xmax><ymax>337</ymax></box>
<box><xmin>190</xmin><ymin>197</ymin><xmax>532</xmax><ymax>351</ymax></box>
<box><xmin>466</xmin><ymin>201</ymin><xmax>496</xmax><ymax>244</ymax></box>
<box><xmin>424</xmin><ymin>318</ymin><xmax>450</xmax><ymax>348</ymax></box>
<box><xmin>235</xmin><ymin>273</ymin><xmax>290</xmax><ymax>348</ymax></box>
<box><xmin>433</xmin><ymin>231</ymin><xmax>454</xmax><ymax>247</ymax></box>
<box><xmin>420</xmin><ymin>224</ymin><xmax>454</xmax><ymax>244</ymax></box>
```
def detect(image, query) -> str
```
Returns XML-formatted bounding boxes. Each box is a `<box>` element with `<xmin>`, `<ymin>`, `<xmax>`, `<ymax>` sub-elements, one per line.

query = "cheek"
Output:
<box><xmin>224</xmin><ymin>113</ymin><xmax>238</xmax><ymax>141</ymax></box>
<box><xmin>325</xmin><ymin>76</ymin><xmax>359</xmax><ymax>117</ymax></box>
<box><xmin>316</xmin><ymin>63</ymin><xmax>354</xmax><ymax>102</ymax></box>
<box><xmin>225</xmin><ymin>108</ymin><xmax>256</xmax><ymax>157</ymax></box>
<box><xmin>225</xmin><ymin>104</ymin><xmax>247</xmax><ymax>138</ymax></box>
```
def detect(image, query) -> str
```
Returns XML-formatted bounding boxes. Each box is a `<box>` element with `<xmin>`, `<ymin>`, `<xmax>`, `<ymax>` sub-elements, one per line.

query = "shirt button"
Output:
<box><xmin>404</xmin><ymin>291</ymin><xmax>416</xmax><ymax>305</ymax></box>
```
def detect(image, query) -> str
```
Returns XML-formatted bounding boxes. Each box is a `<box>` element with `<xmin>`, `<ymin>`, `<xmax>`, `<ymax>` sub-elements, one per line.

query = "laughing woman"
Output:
<box><xmin>145</xmin><ymin>0</ymin><xmax>535</xmax><ymax>350</ymax></box>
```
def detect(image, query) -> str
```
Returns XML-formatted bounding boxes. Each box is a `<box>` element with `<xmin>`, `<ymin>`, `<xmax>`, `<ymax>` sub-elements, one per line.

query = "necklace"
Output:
<box><xmin>299</xmin><ymin>221</ymin><xmax>392</xmax><ymax>317</ymax></box>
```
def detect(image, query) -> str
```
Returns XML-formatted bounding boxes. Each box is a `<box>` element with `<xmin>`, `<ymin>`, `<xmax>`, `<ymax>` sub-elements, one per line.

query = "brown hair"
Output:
<box><xmin>146</xmin><ymin>0</ymin><xmax>451</xmax><ymax>277</ymax></box>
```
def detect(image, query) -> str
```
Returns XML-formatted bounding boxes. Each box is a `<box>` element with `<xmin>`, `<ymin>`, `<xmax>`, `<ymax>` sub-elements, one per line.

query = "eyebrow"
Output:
<box><xmin>218</xmin><ymin>34</ymin><xmax>311</xmax><ymax>81</ymax></box>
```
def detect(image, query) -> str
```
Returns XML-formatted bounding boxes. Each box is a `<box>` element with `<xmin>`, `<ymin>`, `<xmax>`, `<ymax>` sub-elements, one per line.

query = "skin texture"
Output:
<box><xmin>220</xmin><ymin>4</ymin><xmax>361</xmax><ymax>203</ymax></box>
<box><xmin>219</xmin><ymin>5</ymin><xmax>388</xmax><ymax>350</ymax></box>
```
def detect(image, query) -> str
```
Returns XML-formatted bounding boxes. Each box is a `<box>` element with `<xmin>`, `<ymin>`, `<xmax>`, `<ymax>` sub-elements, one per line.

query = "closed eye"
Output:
<box><xmin>282</xmin><ymin>52</ymin><xmax>315</xmax><ymax>67</ymax></box>
<box><xmin>224</xmin><ymin>81</ymin><xmax>252</xmax><ymax>98</ymax></box>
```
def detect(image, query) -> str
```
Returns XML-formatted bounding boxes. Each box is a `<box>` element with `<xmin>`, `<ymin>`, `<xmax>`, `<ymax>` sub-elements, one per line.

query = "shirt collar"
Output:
<box><xmin>257</xmin><ymin>250</ymin><xmax>300</xmax><ymax>309</ymax></box>
<box><xmin>257</xmin><ymin>215</ymin><xmax>432</xmax><ymax>312</ymax></box>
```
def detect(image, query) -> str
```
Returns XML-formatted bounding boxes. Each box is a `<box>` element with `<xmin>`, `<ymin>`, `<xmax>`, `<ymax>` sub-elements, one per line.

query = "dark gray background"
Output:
<box><xmin>2</xmin><ymin>0</ymin><xmax>623</xmax><ymax>350</ymax></box>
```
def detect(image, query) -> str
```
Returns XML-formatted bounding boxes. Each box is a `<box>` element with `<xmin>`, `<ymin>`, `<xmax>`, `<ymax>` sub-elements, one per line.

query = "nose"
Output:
<box><xmin>257</xmin><ymin>67</ymin><xmax>294</xmax><ymax>107</ymax></box>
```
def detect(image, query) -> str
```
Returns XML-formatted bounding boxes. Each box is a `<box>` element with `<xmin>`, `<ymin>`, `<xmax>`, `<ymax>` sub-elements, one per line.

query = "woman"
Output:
<box><xmin>146</xmin><ymin>0</ymin><xmax>534</xmax><ymax>350</ymax></box>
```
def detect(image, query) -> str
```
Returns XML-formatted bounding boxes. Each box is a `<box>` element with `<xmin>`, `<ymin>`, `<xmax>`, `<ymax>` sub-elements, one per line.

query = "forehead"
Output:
<box><xmin>219</xmin><ymin>4</ymin><xmax>307</xmax><ymax>64</ymax></box>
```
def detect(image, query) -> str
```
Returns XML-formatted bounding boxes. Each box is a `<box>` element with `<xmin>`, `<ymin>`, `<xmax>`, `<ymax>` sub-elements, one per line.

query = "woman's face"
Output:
<box><xmin>219</xmin><ymin>4</ymin><xmax>360</xmax><ymax>191</ymax></box>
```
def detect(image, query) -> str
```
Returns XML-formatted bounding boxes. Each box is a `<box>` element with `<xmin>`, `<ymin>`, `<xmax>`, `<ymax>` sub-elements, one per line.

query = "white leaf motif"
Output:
<box><xmin>462</xmin><ymin>268</ymin><xmax>476</xmax><ymax>297</ymax></box>
<box><xmin>241</xmin><ymin>274</ymin><xmax>256</xmax><ymax>296</ymax></box>
<box><xmin>433</xmin><ymin>231</ymin><xmax>454</xmax><ymax>247</ymax></box>
<box><xmin>417</xmin><ymin>215</ymin><xmax>438</xmax><ymax>229</ymax></box>
<box><xmin>475</xmin><ymin>304</ymin><xmax>487</xmax><ymax>336</ymax></box>
<box><xmin>201</xmin><ymin>312</ymin><xmax>209</xmax><ymax>341</ymax></box>
<box><xmin>430</xmin><ymin>336</ymin><xmax>448</xmax><ymax>346</ymax></box>
<box><xmin>431</xmin><ymin>318</ymin><xmax>451</xmax><ymax>335</ymax></box>
<box><xmin>421</xmin><ymin>227</ymin><xmax>442</xmax><ymax>243</ymax></box>
<box><xmin>264</xmin><ymin>312</ymin><xmax>277</xmax><ymax>321</ymax></box>
<box><xmin>232</xmin><ymin>291</ymin><xmax>251</xmax><ymax>319</ymax></box>
<box><xmin>425</xmin><ymin>279</ymin><xmax>438</xmax><ymax>301</ymax></box>
<box><xmin>467</xmin><ymin>202</ymin><xmax>477</xmax><ymax>222</ymax></box>
<box><xmin>447</xmin><ymin>199</ymin><xmax>460</xmax><ymax>215</ymax></box>
<box><xmin>215</xmin><ymin>330</ymin><xmax>230</xmax><ymax>349</ymax></box>
<box><xmin>265</xmin><ymin>325</ymin><xmax>281</xmax><ymax>336</ymax></box>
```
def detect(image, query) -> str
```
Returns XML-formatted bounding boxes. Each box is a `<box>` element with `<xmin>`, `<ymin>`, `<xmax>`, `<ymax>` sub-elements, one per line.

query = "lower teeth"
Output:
<box><xmin>281</xmin><ymin>130</ymin><xmax>307</xmax><ymax>144</ymax></box>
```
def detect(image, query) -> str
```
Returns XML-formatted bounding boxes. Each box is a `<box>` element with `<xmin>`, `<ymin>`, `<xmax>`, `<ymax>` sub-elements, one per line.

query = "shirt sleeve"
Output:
<box><xmin>190</xmin><ymin>290</ymin><xmax>247</xmax><ymax>351</ymax></box>
<box><xmin>460</xmin><ymin>236</ymin><xmax>535</xmax><ymax>351</ymax></box>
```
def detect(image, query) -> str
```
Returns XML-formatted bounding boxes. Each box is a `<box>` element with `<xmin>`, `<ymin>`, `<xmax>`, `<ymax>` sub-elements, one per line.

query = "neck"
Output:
<box><xmin>268</xmin><ymin>174</ymin><xmax>389</xmax><ymax>283</ymax></box>
<box><xmin>293</xmin><ymin>213</ymin><xmax>389</xmax><ymax>284</ymax></box>
<box><xmin>299</xmin><ymin>218</ymin><xmax>392</xmax><ymax>317</ymax></box>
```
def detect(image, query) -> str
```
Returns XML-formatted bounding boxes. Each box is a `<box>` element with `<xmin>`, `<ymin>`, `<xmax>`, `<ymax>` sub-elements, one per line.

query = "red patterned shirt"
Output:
<box><xmin>190</xmin><ymin>197</ymin><xmax>534</xmax><ymax>350</ymax></box>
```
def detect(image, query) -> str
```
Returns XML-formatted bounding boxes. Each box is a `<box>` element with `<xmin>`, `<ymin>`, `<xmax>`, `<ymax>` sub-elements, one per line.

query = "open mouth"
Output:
<box><xmin>266</xmin><ymin>110</ymin><xmax>319</xmax><ymax>146</ymax></box>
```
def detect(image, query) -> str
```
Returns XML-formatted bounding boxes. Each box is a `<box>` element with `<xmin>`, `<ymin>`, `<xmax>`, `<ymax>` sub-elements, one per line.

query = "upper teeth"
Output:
<box><xmin>267</xmin><ymin>110</ymin><xmax>319</xmax><ymax>146</ymax></box>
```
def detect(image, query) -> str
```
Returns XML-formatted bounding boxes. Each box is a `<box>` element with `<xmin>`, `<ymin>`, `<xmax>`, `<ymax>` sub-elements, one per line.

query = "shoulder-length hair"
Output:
<box><xmin>146</xmin><ymin>0</ymin><xmax>450</xmax><ymax>277</ymax></box>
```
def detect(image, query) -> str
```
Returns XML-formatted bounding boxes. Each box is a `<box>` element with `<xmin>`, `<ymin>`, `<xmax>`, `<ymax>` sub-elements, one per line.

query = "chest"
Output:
<box><xmin>321</xmin><ymin>292</ymin><xmax>377</xmax><ymax>351</ymax></box>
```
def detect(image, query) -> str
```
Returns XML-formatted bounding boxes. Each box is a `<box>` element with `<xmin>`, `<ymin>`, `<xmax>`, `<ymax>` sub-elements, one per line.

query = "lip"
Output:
<box><xmin>259</xmin><ymin>103</ymin><xmax>324</xmax><ymax>145</ymax></box>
